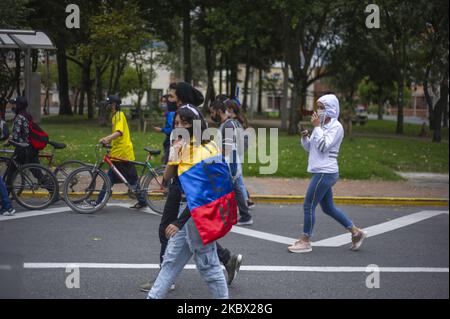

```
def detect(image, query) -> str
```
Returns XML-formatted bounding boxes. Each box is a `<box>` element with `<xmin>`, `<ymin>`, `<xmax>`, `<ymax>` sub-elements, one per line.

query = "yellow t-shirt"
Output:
<box><xmin>111</xmin><ymin>111</ymin><xmax>135</xmax><ymax>161</ymax></box>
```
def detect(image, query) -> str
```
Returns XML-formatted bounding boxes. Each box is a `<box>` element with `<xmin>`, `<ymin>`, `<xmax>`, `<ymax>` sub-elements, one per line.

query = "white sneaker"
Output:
<box><xmin>2</xmin><ymin>208</ymin><xmax>16</xmax><ymax>216</ymax></box>
<box><xmin>351</xmin><ymin>230</ymin><xmax>368</xmax><ymax>251</ymax></box>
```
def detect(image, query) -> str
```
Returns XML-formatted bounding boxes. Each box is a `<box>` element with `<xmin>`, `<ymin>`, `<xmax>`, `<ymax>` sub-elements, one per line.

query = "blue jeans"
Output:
<box><xmin>303</xmin><ymin>173</ymin><xmax>353</xmax><ymax>238</ymax></box>
<box><xmin>148</xmin><ymin>205</ymin><xmax>229</xmax><ymax>299</ymax></box>
<box><xmin>0</xmin><ymin>176</ymin><xmax>12</xmax><ymax>210</ymax></box>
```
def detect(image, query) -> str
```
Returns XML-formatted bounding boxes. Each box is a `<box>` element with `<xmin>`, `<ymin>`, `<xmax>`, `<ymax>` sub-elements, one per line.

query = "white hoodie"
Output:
<box><xmin>301</xmin><ymin>94</ymin><xmax>344</xmax><ymax>174</ymax></box>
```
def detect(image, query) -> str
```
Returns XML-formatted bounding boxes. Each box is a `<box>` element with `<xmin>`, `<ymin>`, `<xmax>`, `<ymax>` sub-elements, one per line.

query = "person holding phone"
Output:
<box><xmin>288</xmin><ymin>93</ymin><xmax>367</xmax><ymax>253</ymax></box>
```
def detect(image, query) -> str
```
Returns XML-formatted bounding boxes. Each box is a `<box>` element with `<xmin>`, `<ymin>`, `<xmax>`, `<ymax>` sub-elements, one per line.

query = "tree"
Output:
<box><xmin>275</xmin><ymin>0</ymin><xmax>343</xmax><ymax>134</ymax></box>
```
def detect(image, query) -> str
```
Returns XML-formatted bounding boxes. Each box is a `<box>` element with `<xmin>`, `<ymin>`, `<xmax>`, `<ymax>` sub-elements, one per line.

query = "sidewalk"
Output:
<box><xmin>244</xmin><ymin>176</ymin><xmax>449</xmax><ymax>199</ymax></box>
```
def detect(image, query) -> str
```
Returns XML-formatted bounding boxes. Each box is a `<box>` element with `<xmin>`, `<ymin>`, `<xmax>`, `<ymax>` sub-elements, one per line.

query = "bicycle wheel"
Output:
<box><xmin>11</xmin><ymin>163</ymin><xmax>59</xmax><ymax>210</ymax></box>
<box><xmin>141</xmin><ymin>166</ymin><xmax>167</xmax><ymax>215</ymax></box>
<box><xmin>63</xmin><ymin>166</ymin><xmax>111</xmax><ymax>214</ymax></box>
<box><xmin>54</xmin><ymin>160</ymin><xmax>91</xmax><ymax>202</ymax></box>
<box><xmin>54</xmin><ymin>160</ymin><xmax>90</xmax><ymax>185</ymax></box>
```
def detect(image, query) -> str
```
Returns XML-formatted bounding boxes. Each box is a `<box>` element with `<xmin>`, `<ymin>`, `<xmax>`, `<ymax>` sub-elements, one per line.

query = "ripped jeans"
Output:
<box><xmin>147</xmin><ymin>204</ymin><xmax>228</xmax><ymax>299</ymax></box>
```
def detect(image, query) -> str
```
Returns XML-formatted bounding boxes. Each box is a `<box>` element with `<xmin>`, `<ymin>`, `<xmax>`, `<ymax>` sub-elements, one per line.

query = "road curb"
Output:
<box><xmin>22</xmin><ymin>192</ymin><xmax>449</xmax><ymax>207</ymax></box>
<box><xmin>249</xmin><ymin>195</ymin><xmax>449</xmax><ymax>207</ymax></box>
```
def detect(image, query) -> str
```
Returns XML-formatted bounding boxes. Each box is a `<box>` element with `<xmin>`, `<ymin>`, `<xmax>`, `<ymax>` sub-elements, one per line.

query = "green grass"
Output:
<box><xmin>352</xmin><ymin>120</ymin><xmax>449</xmax><ymax>140</ymax></box>
<box><xmin>243</xmin><ymin>132</ymin><xmax>449</xmax><ymax>180</ymax></box>
<box><xmin>39</xmin><ymin>116</ymin><xmax>449</xmax><ymax>180</ymax></box>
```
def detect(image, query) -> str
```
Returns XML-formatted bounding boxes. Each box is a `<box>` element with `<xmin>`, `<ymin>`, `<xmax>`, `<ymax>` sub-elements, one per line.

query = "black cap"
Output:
<box><xmin>106</xmin><ymin>95</ymin><xmax>121</xmax><ymax>105</ymax></box>
<box><xmin>9</xmin><ymin>96</ymin><xmax>28</xmax><ymax>107</ymax></box>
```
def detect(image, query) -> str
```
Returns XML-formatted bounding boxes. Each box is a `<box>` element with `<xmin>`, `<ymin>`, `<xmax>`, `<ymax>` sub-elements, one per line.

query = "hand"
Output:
<box><xmin>297</xmin><ymin>123</ymin><xmax>309</xmax><ymax>138</ymax></box>
<box><xmin>165</xmin><ymin>224</ymin><xmax>180</xmax><ymax>238</ymax></box>
<box><xmin>99</xmin><ymin>136</ymin><xmax>111</xmax><ymax>145</ymax></box>
<box><xmin>311</xmin><ymin>112</ymin><xmax>321</xmax><ymax>127</ymax></box>
<box><xmin>153</xmin><ymin>127</ymin><xmax>161</xmax><ymax>133</ymax></box>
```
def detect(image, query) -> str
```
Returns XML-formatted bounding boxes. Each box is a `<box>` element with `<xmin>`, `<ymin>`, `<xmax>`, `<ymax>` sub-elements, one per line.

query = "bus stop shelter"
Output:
<box><xmin>0</xmin><ymin>29</ymin><xmax>56</xmax><ymax>122</ymax></box>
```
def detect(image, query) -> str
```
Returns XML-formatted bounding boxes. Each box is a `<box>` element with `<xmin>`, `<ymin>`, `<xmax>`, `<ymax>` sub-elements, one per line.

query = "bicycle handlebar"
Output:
<box><xmin>5</xmin><ymin>140</ymin><xmax>29</xmax><ymax>148</ymax></box>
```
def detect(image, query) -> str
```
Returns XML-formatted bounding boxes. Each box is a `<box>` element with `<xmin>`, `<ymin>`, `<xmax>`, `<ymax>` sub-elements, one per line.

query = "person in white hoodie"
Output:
<box><xmin>288</xmin><ymin>94</ymin><xmax>367</xmax><ymax>253</ymax></box>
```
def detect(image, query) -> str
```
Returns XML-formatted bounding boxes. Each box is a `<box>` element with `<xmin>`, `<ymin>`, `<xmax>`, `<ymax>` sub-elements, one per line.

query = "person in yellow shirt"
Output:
<box><xmin>97</xmin><ymin>95</ymin><xmax>146</xmax><ymax>209</ymax></box>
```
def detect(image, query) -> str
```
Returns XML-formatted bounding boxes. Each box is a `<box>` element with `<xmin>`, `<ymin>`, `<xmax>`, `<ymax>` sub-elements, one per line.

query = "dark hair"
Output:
<box><xmin>224</xmin><ymin>99</ymin><xmax>248</xmax><ymax>129</ymax></box>
<box><xmin>175</xmin><ymin>107</ymin><xmax>210</xmax><ymax>145</ymax></box>
<box><xmin>210</xmin><ymin>96</ymin><xmax>227</xmax><ymax>113</ymax></box>
<box><xmin>175</xmin><ymin>82</ymin><xmax>204</xmax><ymax>106</ymax></box>
<box><xmin>169</xmin><ymin>82</ymin><xmax>177</xmax><ymax>90</ymax></box>
<box><xmin>160</xmin><ymin>94</ymin><xmax>169</xmax><ymax>102</ymax></box>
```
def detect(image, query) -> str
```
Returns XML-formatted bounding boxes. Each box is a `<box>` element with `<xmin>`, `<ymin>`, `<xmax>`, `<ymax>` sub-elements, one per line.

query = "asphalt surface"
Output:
<box><xmin>0</xmin><ymin>201</ymin><xmax>448</xmax><ymax>299</ymax></box>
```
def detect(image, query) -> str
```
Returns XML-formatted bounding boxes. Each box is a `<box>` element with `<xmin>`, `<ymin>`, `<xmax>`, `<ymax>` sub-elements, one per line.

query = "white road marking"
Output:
<box><xmin>231</xmin><ymin>226</ymin><xmax>296</xmax><ymax>245</ymax></box>
<box><xmin>0</xmin><ymin>206</ymin><xmax>71</xmax><ymax>221</ymax></box>
<box><xmin>313</xmin><ymin>210</ymin><xmax>449</xmax><ymax>247</ymax></box>
<box><xmin>231</xmin><ymin>210</ymin><xmax>448</xmax><ymax>247</ymax></box>
<box><xmin>110</xmin><ymin>203</ymin><xmax>162</xmax><ymax>216</ymax></box>
<box><xmin>0</xmin><ymin>203</ymin><xmax>161</xmax><ymax>221</ymax></box>
<box><xmin>22</xmin><ymin>263</ymin><xmax>449</xmax><ymax>273</ymax></box>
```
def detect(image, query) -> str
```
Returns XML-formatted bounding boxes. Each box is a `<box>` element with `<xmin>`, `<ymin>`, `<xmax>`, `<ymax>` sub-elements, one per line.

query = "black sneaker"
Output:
<box><xmin>130</xmin><ymin>202</ymin><xmax>147</xmax><ymax>209</ymax></box>
<box><xmin>224</xmin><ymin>254</ymin><xmax>243</xmax><ymax>285</ymax></box>
<box><xmin>236</xmin><ymin>216</ymin><xmax>253</xmax><ymax>226</ymax></box>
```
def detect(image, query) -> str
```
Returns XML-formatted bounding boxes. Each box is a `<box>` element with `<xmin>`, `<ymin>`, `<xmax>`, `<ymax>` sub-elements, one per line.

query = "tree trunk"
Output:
<box><xmin>230</xmin><ymin>59</ymin><xmax>238</xmax><ymax>99</ymax></box>
<box><xmin>432</xmin><ymin>74</ymin><xmax>449</xmax><ymax>143</ymax></box>
<box><xmin>395</xmin><ymin>76</ymin><xmax>404</xmax><ymax>134</ymax></box>
<box><xmin>183</xmin><ymin>0</ymin><xmax>192</xmax><ymax>84</ymax></box>
<box><xmin>424</xmin><ymin>66</ymin><xmax>435</xmax><ymax>130</ymax></box>
<box><xmin>443</xmin><ymin>101</ymin><xmax>448</xmax><ymax>128</ymax></box>
<box><xmin>288</xmin><ymin>80</ymin><xmax>300</xmax><ymax>135</ymax></box>
<box><xmin>280</xmin><ymin>61</ymin><xmax>289</xmax><ymax>130</ymax></box>
<box><xmin>377</xmin><ymin>86</ymin><xmax>384</xmax><ymax>120</ymax></box>
<box><xmin>257</xmin><ymin>68</ymin><xmax>263</xmax><ymax>114</ymax></box>
<box><xmin>78</xmin><ymin>88</ymin><xmax>85</xmax><ymax>115</ymax></box>
<box><xmin>203</xmin><ymin>44</ymin><xmax>216</xmax><ymax>112</ymax></box>
<box><xmin>56</xmin><ymin>47</ymin><xmax>73</xmax><ymax>115</ymax></box>
<box><xmin>242</xmin><ymin>61</ymin><xmax>250</xmax><ymax>112</ymax></box>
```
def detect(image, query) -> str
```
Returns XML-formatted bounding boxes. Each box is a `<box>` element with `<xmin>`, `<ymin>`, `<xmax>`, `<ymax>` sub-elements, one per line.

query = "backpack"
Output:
<box><xmin>28</xmin><ymin>120</ymin><xmax>49</xmax><ymax>150</ymax></box>
<box><xmin>0</xmin><ymin>119</ymin><xmax>9</xmax><ymax>141</ymax></box>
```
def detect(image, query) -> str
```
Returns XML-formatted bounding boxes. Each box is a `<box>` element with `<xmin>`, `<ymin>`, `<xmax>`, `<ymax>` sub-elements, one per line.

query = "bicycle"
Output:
<box><xmin>1</xmin><ymin>140</ymin><xmax>89</xmax><ymax>200</ymax></box>
<box><xmin>63</xmin><ymin>144</ymin><xmax>167</xmax><ymax>214</ymax></box>
<box><xmin>0</xmin><ymin>140</ymin><xmax>59</xmax><ymax>210</ymax></box>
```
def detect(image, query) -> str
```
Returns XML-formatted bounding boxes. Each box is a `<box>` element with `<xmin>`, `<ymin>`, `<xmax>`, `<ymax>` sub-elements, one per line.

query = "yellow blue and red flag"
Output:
<box><xmin>171</xmin><ymin>141</ymin><xmax>237</xmax><ymax>245</ymax></box>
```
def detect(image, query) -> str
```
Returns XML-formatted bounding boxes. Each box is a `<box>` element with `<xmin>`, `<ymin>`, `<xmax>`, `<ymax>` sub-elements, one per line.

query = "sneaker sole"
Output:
<box><xmin>351</xmin><ymin>231</ymin><xmax>368</xmax><ymax>251</ymax></box>
<box><xmin>287</xmin><ymin>247</ymin><xmax>312</xmax><ymax>253</ymax></box>
<box><xmin>236</xmin><ymin>221</ymin><xmax>253</xmax><ymax>226</ymax></box>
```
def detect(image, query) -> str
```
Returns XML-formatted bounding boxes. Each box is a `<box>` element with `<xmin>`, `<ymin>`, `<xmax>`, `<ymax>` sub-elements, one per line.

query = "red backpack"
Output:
<box><xmin>28</xmin><ymin>120</ymin><xmax>49</xmax><ymax>150</ymax></box>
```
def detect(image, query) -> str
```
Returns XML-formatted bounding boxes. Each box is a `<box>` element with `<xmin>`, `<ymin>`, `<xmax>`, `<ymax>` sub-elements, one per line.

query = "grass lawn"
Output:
<box><xmin>38</xmin><ymin>115</ymin><xmax>449</xmax><ymax>180</ymax></box>
<box><xmin>351</xmin><ymin>119</ymin><xmax>449</xmax><ymax>140</ymax></box>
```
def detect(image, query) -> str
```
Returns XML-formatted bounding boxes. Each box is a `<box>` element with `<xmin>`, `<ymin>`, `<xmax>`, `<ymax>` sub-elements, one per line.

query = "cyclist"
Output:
<box><xmin>95</xmin><ymin>95</ymin><xmax>146</xmax><ymax>209</ymax></box>
<box><xmin>3</xmin><ymin>97</ymin><xmax>48</xmax><ymax>190</ymax></box>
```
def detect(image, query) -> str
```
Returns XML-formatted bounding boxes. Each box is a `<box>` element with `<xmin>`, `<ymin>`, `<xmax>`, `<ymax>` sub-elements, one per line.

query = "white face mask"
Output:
<box><xmin>225</xmin><ymin>110</ymin><xmax>232</xmax><ymax>118</ymax></box>
<box><xmin>317</xmin><ymin>109</ymin><xmax>327</xmax><ymax>126</ymax></box>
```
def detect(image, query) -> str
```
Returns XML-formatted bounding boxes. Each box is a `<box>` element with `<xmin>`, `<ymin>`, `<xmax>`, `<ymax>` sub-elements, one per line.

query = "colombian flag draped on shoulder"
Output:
<box><xmin>170</xmin><ymin>141</ymin><xmax>237</xmax><ymax>245</ymax></box>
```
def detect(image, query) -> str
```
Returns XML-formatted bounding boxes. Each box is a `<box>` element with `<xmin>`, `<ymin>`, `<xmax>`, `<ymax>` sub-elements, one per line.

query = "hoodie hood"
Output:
<box><xmin>317</xmin><ymin>94</ymin><xmax>340</xmax><ymax>119</ymax></box>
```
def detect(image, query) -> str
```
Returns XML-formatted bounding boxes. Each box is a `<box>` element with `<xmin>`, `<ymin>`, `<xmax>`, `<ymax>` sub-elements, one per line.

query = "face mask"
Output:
<box><xmin>225</xmin><ymin>110</ymin><xmax>232</xmax><ymax>118</ymax></box>
<box><xmin>160</xmin><ymin>103</ymin><xmax>168</xmax><ymax>111</ymax></box>
<box><xmin>212</xmin><ymin>113</ymin><xmax>221</xmax><ymax>123</ymax></box>
<box><xmin>317</xmin><ymin>109</ymin><xmax>327</xmax><ymax>125</ymax></box>
<box><xmin>12</xmin><ymin>106</ymin><xmax>17</xmax><ymax>114</ymax></box>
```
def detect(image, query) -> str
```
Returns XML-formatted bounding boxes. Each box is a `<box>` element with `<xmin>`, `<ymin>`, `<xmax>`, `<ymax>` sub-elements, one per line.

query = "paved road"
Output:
<box><xmin>0</xmin><ymin>202</ymin><xmax>448</xmax><ymax>299</ymax></box>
